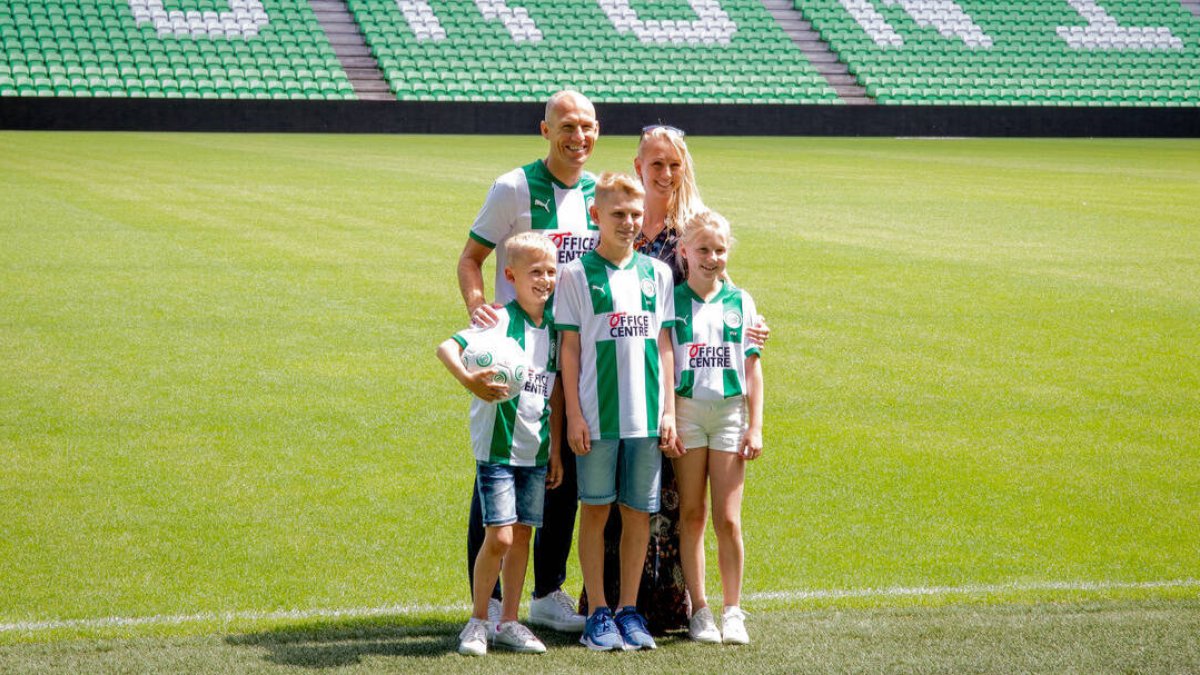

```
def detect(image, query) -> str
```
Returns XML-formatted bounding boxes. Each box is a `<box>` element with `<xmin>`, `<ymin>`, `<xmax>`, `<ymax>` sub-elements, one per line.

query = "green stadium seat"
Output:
<box><xmin>0</xmin><ymin>0</ymin><xmax>350</xmax><ymax>99</ymax></box>
<box><xmin>345</xmin><ymin>0</ymin><xmax>838</xmax><ymax>104</ymax></box>
<box><xmin>794</xmin><ymin>0</ymin><xmax>1200</xmax><ymax>106</ymax></box>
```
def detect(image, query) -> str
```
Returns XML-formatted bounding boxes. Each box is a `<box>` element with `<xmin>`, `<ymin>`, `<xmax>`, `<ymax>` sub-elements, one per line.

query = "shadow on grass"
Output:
<box><xmin>224</xmin><ymin>614</ymin><xmax>588</xmax><ymax>669</ymax></box>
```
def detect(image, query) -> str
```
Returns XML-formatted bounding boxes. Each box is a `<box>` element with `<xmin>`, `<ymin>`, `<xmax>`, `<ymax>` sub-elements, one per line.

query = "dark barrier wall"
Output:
<box><xmin>2</xmin><ymin>98</ymin><xmax>1199</xmax><ymax>136</ymax></box>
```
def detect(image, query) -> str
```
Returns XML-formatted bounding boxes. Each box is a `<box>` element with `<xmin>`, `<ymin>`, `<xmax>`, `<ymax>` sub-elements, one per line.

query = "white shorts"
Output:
<box><xmin>676</xmin><ymin>395</ymin><xmax>747</xmax><ymax>453</ymax></box>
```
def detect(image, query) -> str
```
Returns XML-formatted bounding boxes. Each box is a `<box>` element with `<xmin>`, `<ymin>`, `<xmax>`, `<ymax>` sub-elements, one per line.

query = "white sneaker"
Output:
<box><xmin>722</xmin><ymin>606</ymin><xmax>749</xmax><ymax>645</ymax></box>
<box><xmin>458</xmin><ymin>618</ymin><xmax>489</xmax><ymax>656</ymax></box>
<box><xmin>487</xmin><ymin>598</ymin><xmax>501</xmax><ymax>637</ymax></box>
<box><xmin>529</xmin><ymin>589</ymin><xmax>586</xmax><ymax>631</ymax></box>
<box><xmin>493</xmin><ymin>621</ymin><xmax>547</xmax><ymax>654</ymax></box>
<box><xmin>688</xmin><ymin>606</ymin><xmax>721</xmax><ymax>643</ymax></box>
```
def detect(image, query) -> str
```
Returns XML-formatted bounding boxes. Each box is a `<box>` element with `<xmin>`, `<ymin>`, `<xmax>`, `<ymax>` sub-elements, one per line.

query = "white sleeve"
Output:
<box><xmin>658</xmin><ymin>263</ymin><xmax>675</xmax><ymax>329</ymax></box>
<box><xmin>469</xmin><ymin>177</ymin><xmax>518</xmax><ymax>249</ymax></box>
<box><xmin>554</xmin><ymin>265</ymin><xmax>583</xmax><ymax>331</ymax></box>
<box><xmin>742</xmin><ymin>291</ymin><xmax>761</xmax><ymax>358</ymax></box>
<box><xmin>455</xmin><ymin>319</ymin><xmax>503</xmax><ymax>350</ymax></box>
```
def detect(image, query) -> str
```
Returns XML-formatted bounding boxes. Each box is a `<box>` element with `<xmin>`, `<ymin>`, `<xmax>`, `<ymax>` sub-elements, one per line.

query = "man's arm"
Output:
<box><xmin>457</xmin><ymin>238</ymin><xmax>501</xmax><ymax>325</ymax></box>
<box><xmin>546</xmin><ymin>378</ymin><xmax>565</xmax><ymax>488</ymax></box>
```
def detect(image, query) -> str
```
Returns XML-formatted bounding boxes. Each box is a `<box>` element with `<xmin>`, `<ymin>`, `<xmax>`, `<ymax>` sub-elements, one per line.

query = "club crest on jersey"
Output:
<box><xmin>723</xmin><ymin>310</ymin><xmax>743</xmax><ymax>329</ymax></box>
<box><xmin>640</xmin><ymin>278</ymin><xmax>656</xmax><ymax>298</ymax></box>
<box><xmin>687</xmin><ymin>343</ymin><xmax>733</xmax><ymax>369</ymax></box>
<box><xmin>607</xmin><ymin>311</ymin><xmax>651</xmax><ymax>338</ymax></box>
<box><xmin>548</xmin><ymin>232</ymin><xmax>597</xmax><ymax>265</ymax></box>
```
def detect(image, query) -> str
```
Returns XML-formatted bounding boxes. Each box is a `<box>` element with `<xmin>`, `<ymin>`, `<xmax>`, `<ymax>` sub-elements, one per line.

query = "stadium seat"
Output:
<box><xmin>345</xmin><ymin>0</ymin><xmax>839</xmax><ymax>103</ymax></box>
<box><xmin>794</xmin><ymin>0</ymin><xmax>1200</xmax><ymax>106</ymax></box>
<box><xmin>0</xmin><ymin>0</ymin><xmax>352</xmax><ymax>100</ymax></box>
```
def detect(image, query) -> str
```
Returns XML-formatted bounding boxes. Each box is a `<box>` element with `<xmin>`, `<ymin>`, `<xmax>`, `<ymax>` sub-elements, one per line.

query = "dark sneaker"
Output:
<box><xmin>579</xmin><ymin>607</ymin><xmax>624</xmax><ymax>651</ymax></box>
<box><xmin>614</xmin><ymin>606</ymin><xmax>657</xmax><ymax>650</ymax></box>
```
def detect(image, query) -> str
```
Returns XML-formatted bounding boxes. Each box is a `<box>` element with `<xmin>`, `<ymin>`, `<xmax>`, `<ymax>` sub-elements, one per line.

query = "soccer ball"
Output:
<box><xmin>460</xmin><ymin>335</ymin><xmax>529</xmax><ymax>402</ymax></box>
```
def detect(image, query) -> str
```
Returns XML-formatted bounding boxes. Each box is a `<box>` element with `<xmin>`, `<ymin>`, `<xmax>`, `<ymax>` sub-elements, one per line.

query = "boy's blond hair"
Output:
<box><xmin>680</xmin><ymin>208</ymin><xmax>734</xmax><ymax>248</ymax></box>
<box><xmin>505</xmin><ymin>231</ymin><xmax>558</xmax><ymax>268</ymax></box>
<box><xmin>594</xmin><ymin>171</ymin><xmax>645</xmax><ymax>205</ymax></box>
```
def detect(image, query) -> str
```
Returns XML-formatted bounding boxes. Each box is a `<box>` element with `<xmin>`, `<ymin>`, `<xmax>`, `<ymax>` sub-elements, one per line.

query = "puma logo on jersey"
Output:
<box><xmin>534</xmin><ymin>199</ymin><xmax>551</xmax><ymax>212</ymax></box>
<box><xmin>590</xmin><ymin>284</ymin><xmax>606</xmax><ymax>294</ymax></box>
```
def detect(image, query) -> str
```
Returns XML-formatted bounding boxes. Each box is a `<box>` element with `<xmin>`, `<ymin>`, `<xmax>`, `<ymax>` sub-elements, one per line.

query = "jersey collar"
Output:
<box><xmin>535</xmin><ymin>159</ymin><xmax>582</xmax><ymax>190</ymax></box>
<box><xmin>586</xmin><ymin>249</ymin><xmax>639</xmax><ymax>271</ymax></box>
<box><xmin>683</xmin><ymin>280</ymin><xmax>731</xmax><ymax>304</ymax></box>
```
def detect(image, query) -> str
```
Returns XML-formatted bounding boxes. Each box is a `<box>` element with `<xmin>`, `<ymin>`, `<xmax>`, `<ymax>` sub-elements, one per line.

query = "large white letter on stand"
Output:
<box><xmin>129</xmin><ymin>0</ymin><xmax>270</xmax><ymax>39</ymax></box>
<box><xmin>837</xmin><ymin>0</ymin><xmax>991</xmax><ymax>48</ymax></box>
<box><xmin>837</xmin><ymin>0</ymin><xmax>903</xmax><ymax>47</ymax></box>
<box><xmin>597</xmin><ymin>0</ymin><xmax>737</xmax><ymax>45</ymax></box>
<box><xmin>1057</xmin><ymin>0</ymin><xmax>1183</xmax><ymax>49</ymax></box>
<box><xmin>475</xmin><ymin>0</ymin><xmax>543</xmax><ymax>42</ymax></box>
<box><xmin>880</xmin><ymin>0</ymin><xmax>992</xmax><ymax>47</ymax></box>
<box><xmin>395</xmin><ymin>0</ymin><xmax>447</xmax><ymax>41</ymax></box>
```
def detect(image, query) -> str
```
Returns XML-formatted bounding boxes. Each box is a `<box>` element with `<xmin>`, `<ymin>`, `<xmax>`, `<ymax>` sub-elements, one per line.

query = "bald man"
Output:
<box><xmin>456</xmin><ymin>90</ymin><xmax>600</xmax><ymax>633</ymax></box>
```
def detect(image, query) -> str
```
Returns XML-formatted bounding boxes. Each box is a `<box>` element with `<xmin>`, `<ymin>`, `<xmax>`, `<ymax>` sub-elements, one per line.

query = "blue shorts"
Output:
<box><xmin>476</xmin><ymin>462</ymin><xmax>547</xmax><ymax>528</ymax></box>
<box><xmin>576</xmin><ymin>437</ymin><xmax>662</xmax><ymax>513</ymax></box>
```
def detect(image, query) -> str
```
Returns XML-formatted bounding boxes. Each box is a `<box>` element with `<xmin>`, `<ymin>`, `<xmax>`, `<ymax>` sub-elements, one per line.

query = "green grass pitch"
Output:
<box><xmin>1</xmin><ymin>132</ymin><xmax>1198</xmax><ymax>671</ymax></box>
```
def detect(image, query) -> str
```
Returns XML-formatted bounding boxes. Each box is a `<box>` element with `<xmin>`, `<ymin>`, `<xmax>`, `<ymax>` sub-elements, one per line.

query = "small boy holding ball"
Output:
<box><xmin>436</xmin><ymin>232</ymin><xmax>563</xmax><ymax>656</ymax></box>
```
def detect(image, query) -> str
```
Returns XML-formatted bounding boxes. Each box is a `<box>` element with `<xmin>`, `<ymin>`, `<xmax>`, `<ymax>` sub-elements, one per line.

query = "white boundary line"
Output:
<box><xmin>2</xmin><ymin>579</ymin><xmax>1197</xmax><ymax>634</ymax></box>
<box><xmin>745</xmin><ymin>578</ymin><xmax>1200</xmax><ymax>602</ymax></box>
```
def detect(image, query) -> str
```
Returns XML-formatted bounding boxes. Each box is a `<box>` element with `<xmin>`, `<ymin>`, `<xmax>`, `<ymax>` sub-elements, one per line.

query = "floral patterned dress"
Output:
<box><xmin>579</xmin><ymin>225</ymin><xmax>691</xmax><ymax>634</ymax></box>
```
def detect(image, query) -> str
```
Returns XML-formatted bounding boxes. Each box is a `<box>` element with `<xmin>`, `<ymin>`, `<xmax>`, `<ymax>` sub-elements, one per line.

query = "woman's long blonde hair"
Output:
<box><xmin>638</xmin><ymin>126</ymin><xmax>705</xmax><ymax>234</ymax></box>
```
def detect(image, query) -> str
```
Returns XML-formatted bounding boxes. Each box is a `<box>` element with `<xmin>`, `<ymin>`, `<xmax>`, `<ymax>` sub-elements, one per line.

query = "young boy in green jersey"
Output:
<box><xmin>555</xmin><ymin>172</ymin><xmax>680</xmax><ymax>651</ymax></box>
<box><xmin>437</xmin><ymin>232</ymin><xmax>564</xmax><ymax>657</ymax></box>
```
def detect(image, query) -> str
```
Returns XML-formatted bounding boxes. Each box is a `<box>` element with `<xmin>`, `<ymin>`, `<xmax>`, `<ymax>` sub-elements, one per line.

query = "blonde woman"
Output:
<box><xmin>634</xmin><ymin>124</ymin><xmax>706</xmax><ymax>283</ymax></box>
<box><xmin>581</xmin><ymin>124</ymin><xmax>768</xmax><ymax>634</ymax></box>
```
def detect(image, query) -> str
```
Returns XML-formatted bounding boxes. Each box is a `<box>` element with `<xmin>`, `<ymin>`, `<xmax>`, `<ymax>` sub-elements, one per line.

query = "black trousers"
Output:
<box><xmin>467</xmin><ymin>449</ymin><xmax>578</xmax><ymax>600</ymax></box>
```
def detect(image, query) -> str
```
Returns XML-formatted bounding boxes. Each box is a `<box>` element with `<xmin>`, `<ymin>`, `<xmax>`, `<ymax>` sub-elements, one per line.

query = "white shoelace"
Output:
<box><xmin>550</xmin><ymin>590</ymin><xmax>578</xmax><ymax>614</ymax></box>
<box><xmin>461</xmin><ymin>620</ymin><xmax>488</xmax><ymax>642</ymax></box>
<box><xmin>500</xmin><ymin>621</ymin><xmax>537</xmax><ymax>642</ymax></box>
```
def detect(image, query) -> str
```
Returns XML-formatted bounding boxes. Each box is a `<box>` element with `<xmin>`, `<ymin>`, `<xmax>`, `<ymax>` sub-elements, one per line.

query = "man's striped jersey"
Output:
<box><xmin>469</xmin><ymin>159</ymin><xmax>598</xmax><ymax>304</ymax></box>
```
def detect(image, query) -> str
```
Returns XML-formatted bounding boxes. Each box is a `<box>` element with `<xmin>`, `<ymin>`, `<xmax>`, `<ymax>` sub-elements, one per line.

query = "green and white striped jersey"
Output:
<box><xmin>469</xmin><ymin>159</ymin><xmax>598</xmax><ymax>304</ymax></box>
<box><xmin>452</xmin><ymin>301</ymin><xmax>558</xmax><ymax>467</ymax></box>
<box><xmin>673</xmin><ymin>282</ymin><xmax>760</xmax><ymax>400</ymax></box>
<box><xmin>554</xmin><ymin>250</ymin><xmax>676</xmax><ymax>440</ymax></box>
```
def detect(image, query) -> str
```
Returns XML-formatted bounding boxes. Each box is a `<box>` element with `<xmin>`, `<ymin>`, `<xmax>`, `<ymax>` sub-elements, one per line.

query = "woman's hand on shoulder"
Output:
<box><xmin>747</xmin><ymin>314</ymin><xmax>770</xmax><ymax>348</ymax></box>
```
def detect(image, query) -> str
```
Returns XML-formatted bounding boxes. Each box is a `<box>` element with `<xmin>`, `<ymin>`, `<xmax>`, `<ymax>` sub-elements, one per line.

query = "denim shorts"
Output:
<box><xmin>476</xmin><ymin>462</ymin><xmax>548</xmax><ymax>528</ymax></box>
<box><xmin>576</xmin><ymin>437</ymin><xmax>662</xmax><ymax>513</ymax></box>
<box><xmin>677</xmin><ymin>396</ymin><xmax>747</xmax><ymax>453</ymax></box>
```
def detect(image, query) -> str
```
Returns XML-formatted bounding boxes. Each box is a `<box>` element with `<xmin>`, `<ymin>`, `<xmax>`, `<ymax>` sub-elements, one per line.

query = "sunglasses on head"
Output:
<box><xmin>641</xmin><ymin>124</ymin><xmax>685</xmax><ymax>138</ymax></box>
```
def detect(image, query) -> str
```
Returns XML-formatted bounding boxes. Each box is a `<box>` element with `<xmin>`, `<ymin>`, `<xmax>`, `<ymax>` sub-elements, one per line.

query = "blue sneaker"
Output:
<box><xmin>580</xmin><ymin>608</ymin><xmax>624</xmax><ymax>651</ymax></box>
<box><xmin>614</xmin><ymin>606</ymin><xmax>657</xmax><ymax>650</ymax></box>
